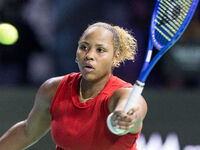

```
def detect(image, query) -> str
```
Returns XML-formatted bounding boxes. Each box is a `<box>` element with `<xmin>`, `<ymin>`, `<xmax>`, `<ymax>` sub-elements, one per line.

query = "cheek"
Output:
<box><xmin>76</xmin><ymin>50</ymin><xmax>79</xmax><ymax>57</ymax></box>
<box><xmin>76</xmin><ymin>50</ymin><xmax>83</xmax><ymax>60</ymax></box>
<box><xmin>99</xmin><ymin>55</ymin><xmax>114</xmax><ymax>70</ymax></box>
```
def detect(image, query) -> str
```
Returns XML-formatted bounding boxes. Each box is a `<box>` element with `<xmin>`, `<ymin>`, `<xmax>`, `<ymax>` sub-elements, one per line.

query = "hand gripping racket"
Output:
<box><xmin>107</xmin><ymin>0</ymin><xmax>199</xmax><ymax>135</ymax></box>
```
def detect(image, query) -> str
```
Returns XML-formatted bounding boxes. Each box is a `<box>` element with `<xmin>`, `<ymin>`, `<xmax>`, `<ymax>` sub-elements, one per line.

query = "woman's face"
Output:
<box><xmin>76</xmin><ymin>26</ymin><xmax>116</xmax><ymax>81</ymax></box>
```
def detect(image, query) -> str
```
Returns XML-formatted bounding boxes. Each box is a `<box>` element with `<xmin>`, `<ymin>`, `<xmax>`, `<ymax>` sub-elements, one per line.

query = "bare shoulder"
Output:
<box><xmin>36</xmin><ymin>76</ymin><xmax>64</xmax><ymax>105</ymax></box>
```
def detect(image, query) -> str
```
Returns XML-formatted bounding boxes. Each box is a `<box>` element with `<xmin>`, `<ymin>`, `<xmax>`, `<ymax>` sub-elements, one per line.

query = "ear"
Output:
<box><xmin>112</xmin><ymin>52</ymin><xmax>120</xmax><ymax>67</ymax></box>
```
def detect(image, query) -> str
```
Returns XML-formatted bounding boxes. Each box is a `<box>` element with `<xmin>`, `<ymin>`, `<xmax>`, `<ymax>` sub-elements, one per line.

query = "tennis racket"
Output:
<box><xmin>107</xmin><ymin>0</ymin><xmax>199</xmax><ymax>135</ymax></box>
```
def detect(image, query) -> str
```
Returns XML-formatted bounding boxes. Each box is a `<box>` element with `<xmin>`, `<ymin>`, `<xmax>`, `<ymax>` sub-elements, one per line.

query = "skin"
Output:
<box><xmin>0</xmin><ymin>26</ymin><xmax>147</xmax><ymax>150</ymax></box>
<box><xmin>76</xmin><ymin>26</ymin><xmax>117</xmax><ymax>101</ymax></box>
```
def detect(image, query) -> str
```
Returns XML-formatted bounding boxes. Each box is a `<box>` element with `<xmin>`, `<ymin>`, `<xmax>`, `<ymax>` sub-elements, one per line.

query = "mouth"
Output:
<box><xmin>83</xmin><ymin>64</ymin><xmax>95</xmax><ymax>72</ymax></box>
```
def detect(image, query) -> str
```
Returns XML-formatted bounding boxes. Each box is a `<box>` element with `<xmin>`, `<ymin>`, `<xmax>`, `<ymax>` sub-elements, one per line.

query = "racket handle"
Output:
<box><xmin>106</xmin><ymin>80</ymin><xmax>145</xmax><ymax>135</ymax></box>
<box><xmin>124</xmin><ymin>80</ymin><xmax>145</xmax><ymax>113</ymax></box>
<box><xmin>107</xmin><ymin>112</ymin><xmax>129</xmax><ymax>135</ymax></box>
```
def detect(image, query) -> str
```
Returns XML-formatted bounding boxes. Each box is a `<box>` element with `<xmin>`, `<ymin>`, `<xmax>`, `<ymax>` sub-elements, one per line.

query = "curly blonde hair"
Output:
<box><xmin>86</xmin><ymin>22</ymin><xmax>137</xmax><ymax>68</ymax></box>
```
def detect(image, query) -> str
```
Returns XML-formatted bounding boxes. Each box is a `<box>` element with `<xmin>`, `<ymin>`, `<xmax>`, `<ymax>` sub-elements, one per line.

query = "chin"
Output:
<box><xmin>81</xmin><ymin>72</ymin><xmax>97</xmax><ymax>81</ymax></box>
<box><xmin>83</xmin><ymin>71</ymin><xmax>111</xmax><ymax>82</ymax></box>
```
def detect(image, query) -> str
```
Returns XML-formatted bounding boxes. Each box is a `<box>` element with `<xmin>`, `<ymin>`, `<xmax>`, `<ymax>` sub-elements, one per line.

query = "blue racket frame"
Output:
<box><xmin>107</xmin><ymin>0</ymin><xmax>199</xmax><ymax>136</ymax></box>
<box><xmin>138</xmin><ymin>0</ymin><xmax>199</xmax><ymax>83</ymax></box>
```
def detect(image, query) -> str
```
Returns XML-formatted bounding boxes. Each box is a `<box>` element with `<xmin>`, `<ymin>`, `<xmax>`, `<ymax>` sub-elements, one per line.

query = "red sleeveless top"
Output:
<box><xmin>50</xmin><ymin>73</ymin><xmax>141</xmax><ymax>150</ymax></box>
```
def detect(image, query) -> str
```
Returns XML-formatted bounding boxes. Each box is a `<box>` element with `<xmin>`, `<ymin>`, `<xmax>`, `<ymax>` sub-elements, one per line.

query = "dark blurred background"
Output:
<box><xmin>0</xmin><ymin>0</ymin><xmax>200</xmax><ymax>150</ymax></box>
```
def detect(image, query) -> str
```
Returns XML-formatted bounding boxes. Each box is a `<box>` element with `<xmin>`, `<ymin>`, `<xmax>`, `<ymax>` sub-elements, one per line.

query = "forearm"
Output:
<box><xmin>136</xmin><ymin>96</ymin><xmax>147</xmax><ymax>123</ymax></box>
<box><xmin>0</xmin><ymin>120</ymin><xmax>34</xmax><ymax>150</ymax></box>
<box><xmin>129</xmin><ymin>96</ymin><xmax>147</xmax><ymax>133</ymax></box>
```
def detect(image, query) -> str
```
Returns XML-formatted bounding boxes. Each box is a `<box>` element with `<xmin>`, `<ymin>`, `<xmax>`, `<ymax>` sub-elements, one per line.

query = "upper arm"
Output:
<box><xmin>24</xmin><ymin>76</ymin><xmax>63</xmax><ymax>141</ymax></box>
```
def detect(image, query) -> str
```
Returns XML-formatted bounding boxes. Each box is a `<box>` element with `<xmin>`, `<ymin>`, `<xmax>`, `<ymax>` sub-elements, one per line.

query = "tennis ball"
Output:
<box><xmin>0</xmin><ymin>23</ymin><xmax>19</xmax><ymax>45</ymax></box>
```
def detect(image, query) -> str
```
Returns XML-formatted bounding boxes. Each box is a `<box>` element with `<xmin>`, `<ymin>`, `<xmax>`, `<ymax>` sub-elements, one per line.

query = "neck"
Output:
<box><xmin>79</xmin><ymin>73</ymin><xmax>111</xmax><ymax>102</ymax></box>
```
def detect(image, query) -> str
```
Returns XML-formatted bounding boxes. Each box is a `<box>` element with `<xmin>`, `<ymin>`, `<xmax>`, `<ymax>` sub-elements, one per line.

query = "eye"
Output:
<box><xmin>79</xmin><ymin>44</ymin><xmax>88</xmax><ymax>51</ymax></box>
<box><xmin>97</xmin><ymin>47</ymin><xmax>105</xmax><ymax>53</ymax></box>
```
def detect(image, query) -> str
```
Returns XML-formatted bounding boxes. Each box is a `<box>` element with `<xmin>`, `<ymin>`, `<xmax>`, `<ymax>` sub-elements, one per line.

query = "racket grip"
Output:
<box><xmin>124</xmin><ymin>80</ymin><xmax>145</xmax><ymax>113</ymax></box>
<box><xmin>107</xmin><ymin>112</ymin><xmax>129</xmax><ymax>135</ymax></box>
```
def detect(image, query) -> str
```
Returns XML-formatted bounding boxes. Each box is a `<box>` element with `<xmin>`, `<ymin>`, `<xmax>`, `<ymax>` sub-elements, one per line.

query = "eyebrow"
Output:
<box><xmin>78</xmin><ymin>41</ymin><xmax>89</xmax><ymax>45</ymax></box>
<box><xmin>78</xmin><ymin>41</ymin><xmax>108</xmax><ymax>47</ymax></box>
<box><xmin>95</xmin><ymin>43</ymin><xmax>108</xmax><ymax>47</ymax></box>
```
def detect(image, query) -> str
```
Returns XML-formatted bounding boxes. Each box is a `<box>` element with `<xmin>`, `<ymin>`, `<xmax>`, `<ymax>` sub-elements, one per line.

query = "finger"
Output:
<box><xmin>116</xmin><ymin>122</ymin><xmax>135</xmax><ymax>130</ymax></box>
<box><xmin>117</xmin><ymin>119</ymin><xmax>137</xmax><ymax>130</ymax></box>
<box><xmin>114</xmin><ymin>112</ymin><xmax>133</xmax><ymax>122</ymax></box>
<box><xmin>121</xmin><ymin>115</ymin><xmax>132</xmax><ymax>122</ymax></box>
<box><xmin>110</xmin><ymin>111</ymin><xmax>124</xmax><ymax>127</ymax></box>
<box><xmin>111</xmin><ymin>112</ymin><xmax>121</xmax><ymax>121</ymax></box>
<box><xmin>127</xmin><ymin>106</ymin><xmax>139</xmax><ymax>115</ymax></box>
<box><xmin>111</xmin><ymin>110</ymin><xmax>126</xmax><ymax>121</ymax></box>
<box><xmin>117</xmin><ymin>119</ymin><xmax>135</xmax><ymax>127</ymax></box>
<box><xmin>116</xmin><ymin>125</ymin><xmax>129</xmax><ymax>130</ymax></box>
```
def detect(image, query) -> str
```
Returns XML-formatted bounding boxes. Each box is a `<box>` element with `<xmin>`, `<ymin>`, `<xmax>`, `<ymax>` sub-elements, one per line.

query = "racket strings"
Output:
<box><xmin>157</xmin><ymin>0</ymin><xmax>191</xmax><ymax>32</ymax></box>
<box><xmin>154</xmin><ymin>0</ymin><xmax>193</xmax><ymax>46</ymax></box>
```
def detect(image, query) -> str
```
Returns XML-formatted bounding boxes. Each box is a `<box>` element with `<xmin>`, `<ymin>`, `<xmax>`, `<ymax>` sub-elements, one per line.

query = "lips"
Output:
<box><xmin>83</xmin><ymin>63</ymin><xmax>95</xmax><ymax>72</ymax></box>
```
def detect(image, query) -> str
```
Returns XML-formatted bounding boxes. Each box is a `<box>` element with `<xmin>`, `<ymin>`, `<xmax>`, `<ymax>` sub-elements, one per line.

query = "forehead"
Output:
<box><xmin>80</xmin><ymin>26</ymin><xmax>113</xmax><ymax>45</ymax></box>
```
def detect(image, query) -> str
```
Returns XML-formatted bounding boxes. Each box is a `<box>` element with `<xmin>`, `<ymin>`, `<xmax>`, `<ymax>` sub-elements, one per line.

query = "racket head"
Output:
<box><xmin>138</xmin><ymin>0</ymin><xmax>199</xmax><ymax>83</ymax></box>
<box><xmin>151</xmin><ymin>0</ymin><xmax>199</xmax><ymax>51</ymax></box>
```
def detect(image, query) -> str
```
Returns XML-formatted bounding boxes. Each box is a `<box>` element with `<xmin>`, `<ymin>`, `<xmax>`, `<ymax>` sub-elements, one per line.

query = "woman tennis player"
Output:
<box><xmin>0</xmin><ymin>22</ymin><xmax>147</xmax><ymax>150</ymax></box>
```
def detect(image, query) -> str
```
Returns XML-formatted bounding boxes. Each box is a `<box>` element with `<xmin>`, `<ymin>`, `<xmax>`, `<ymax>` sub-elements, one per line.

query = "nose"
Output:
<box><xmin>84</xmin><ymin>49</ymin><xmax>95</xmax><ymax>60</ymax></box>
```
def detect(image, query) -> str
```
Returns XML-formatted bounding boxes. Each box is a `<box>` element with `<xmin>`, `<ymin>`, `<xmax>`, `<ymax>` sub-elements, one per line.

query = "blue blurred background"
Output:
<box><xmin>0</xmin><ymin>0</ymin><xmax>200</xmax><ymax>150</ymax></box>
